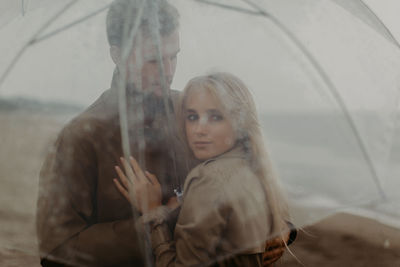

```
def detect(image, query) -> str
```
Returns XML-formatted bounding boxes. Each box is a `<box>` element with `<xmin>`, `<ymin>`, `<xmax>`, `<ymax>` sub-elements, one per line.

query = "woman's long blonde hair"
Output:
<box><xmin>177</xmin><ymin>72</ymin><xmax>289</xmax><ymax>236</ymax></box>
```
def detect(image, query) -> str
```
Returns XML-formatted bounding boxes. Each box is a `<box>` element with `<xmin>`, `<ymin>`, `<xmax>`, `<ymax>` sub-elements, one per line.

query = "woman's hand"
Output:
<box><xmin>166</xmin><ymin>196</ymin><xmax>180</xmax><ymax>210</ymax></box>
<box><xmin>113</xmin><ymin>156</ymin><xmax>162</xmax><ymax>214</ymax></box>
<box><xmin>263</xmin><ymin>231</ymin><xmax>291</xmax><ymax>266</ymax></box>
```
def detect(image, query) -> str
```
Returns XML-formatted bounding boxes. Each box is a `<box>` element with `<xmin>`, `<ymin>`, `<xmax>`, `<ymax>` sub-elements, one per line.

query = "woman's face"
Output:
<box><xmin>184</xmin><ymin>88</ymin><xmax>236</xmax><ymax>160</ymax></box>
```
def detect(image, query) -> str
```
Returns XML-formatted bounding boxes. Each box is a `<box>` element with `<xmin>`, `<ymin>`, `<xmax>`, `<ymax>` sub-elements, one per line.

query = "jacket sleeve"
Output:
<box><xmin>36</xmin><ymin>124</ymin><xmax>144</xmax><ymax>266</ymax></box>
<box><xmin>147</xmin><ymin>173</ymin><xmax>228</xmax><ymax>267</ymax></box>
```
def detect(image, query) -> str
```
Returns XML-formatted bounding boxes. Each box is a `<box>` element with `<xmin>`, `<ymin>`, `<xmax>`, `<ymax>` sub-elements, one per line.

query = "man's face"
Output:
<box><xmin>122</xmin><ymin>30</ymin><xmax>180</xmax><ymax>97</ymax></box>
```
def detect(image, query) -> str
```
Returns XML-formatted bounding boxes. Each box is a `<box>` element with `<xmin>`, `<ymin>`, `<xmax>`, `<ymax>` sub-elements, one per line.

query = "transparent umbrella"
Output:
<box><xmin>1</xmin><ymin>0</ymin><xmax>399</xmax><ymax>266</ymax></box>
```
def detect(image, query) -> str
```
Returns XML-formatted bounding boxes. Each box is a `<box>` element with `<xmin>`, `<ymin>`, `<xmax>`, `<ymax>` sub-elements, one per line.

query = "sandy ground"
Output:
<box><xmin>278</xmin><ymin>214</ymin><xmax>400</xmax><ymax>267</ymax></box>
<box><xmin>1</xmin><ymin>110</ymin><xmax>399</xmax><ymax>267</ymax></box>
<box><xmin>0</xmin><ymin>110</ymin><xmax>66</xmax><ymax>267</ymax></box>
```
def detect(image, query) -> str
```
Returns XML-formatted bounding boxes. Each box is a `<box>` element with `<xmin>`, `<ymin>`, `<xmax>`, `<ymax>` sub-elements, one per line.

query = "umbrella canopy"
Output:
<box><xmin>1</xmin><ymin>0</ymin><xmax>399</xmax><ymax>264</ymax></box>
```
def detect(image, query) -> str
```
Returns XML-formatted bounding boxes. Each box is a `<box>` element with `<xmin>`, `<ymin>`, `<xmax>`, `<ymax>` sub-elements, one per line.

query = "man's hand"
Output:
<box><xmin>263</xmin><ymin>232</ymin><xmax>290</xmax><ymax>266</ymax></box>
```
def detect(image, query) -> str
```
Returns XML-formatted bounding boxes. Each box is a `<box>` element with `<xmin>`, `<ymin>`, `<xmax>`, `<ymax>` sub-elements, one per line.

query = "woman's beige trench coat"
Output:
<box><xmin>144</xmin><ymin>146</ymin><xmax>272</xmax><ymax>267</ymax></box>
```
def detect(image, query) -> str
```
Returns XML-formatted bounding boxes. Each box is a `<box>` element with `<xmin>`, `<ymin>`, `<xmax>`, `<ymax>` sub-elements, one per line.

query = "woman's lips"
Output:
<box><xmin>193</xmin><ymin>141</ymin><xmax>212</xmax><ymax>148</ymax></box>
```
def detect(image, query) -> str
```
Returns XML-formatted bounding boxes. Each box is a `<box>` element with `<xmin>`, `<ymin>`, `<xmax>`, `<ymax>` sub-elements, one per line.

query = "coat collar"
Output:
<box><xmin>202</xmin><ymin>144</ymin><xmax>247</xmax><ymax>166</ymax></box>
<box><xmin>183</xmin><ymin>144</ymin><xmax>248</xmax><ymax>194</ymax></box>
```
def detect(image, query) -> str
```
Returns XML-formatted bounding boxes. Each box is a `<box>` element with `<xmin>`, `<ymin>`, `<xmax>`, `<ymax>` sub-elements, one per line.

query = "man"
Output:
<box><xmin>36</xmin><ymin>0</ymin><xmax>293</xmax><ymax>266</ymax></box>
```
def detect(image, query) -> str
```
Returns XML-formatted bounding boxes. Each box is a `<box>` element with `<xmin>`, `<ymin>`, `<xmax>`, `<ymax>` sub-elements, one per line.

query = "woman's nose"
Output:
<box><xmin>194</xmin><ymin>117</ymin><xmax>208</xmax><ymax>135</ymax></box>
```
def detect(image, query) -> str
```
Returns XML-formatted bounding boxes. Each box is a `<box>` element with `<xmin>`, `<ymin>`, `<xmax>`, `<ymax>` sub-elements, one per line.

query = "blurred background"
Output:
<box><xmin>0</xmin><ymin>0</ymin><xmax>399</xmax><ymax>266</ymax></box>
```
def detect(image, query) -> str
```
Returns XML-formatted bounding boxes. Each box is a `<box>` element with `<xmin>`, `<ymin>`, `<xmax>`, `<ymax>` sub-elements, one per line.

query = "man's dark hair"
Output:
<box><xmin>106</xmin><ymin>0</ymin><xmax>179</xmax><ymax>47</ymax></box>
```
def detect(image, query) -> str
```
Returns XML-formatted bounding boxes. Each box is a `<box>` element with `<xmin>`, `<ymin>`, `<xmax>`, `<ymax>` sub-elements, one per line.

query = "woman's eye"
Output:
<box><xmin>211</xmin><ymin>114</ymin><xmax>223</xmax><ymax>121</ymax></box>
<box><xmin>187</xmin><ymin>114</ymin><xmax>198</xmax><ymax>121</ymax></box>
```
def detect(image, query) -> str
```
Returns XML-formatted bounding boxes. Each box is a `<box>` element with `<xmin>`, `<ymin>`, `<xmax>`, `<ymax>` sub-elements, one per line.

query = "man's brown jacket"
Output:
<box><xmin>36</xmin><ymin>74</ymin><xmax>188</xmax><ymax>266</ymax></box>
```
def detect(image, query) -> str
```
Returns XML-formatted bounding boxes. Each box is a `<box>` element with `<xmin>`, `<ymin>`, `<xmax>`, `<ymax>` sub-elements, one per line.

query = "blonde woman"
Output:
<box><xmin>114</xmin><ymin>72</ymin><xmax>290</xmax><ymax>266</ymax></box>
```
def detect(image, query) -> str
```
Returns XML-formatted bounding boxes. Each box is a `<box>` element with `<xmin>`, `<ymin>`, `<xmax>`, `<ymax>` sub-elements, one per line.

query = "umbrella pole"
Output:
<box><xmin>149</xmin><ymin>0</ymin><xmax>182</xmax><ymax>194</ymax></box>
<box><xmin>21</xmin><ymin>0</ymin><xmax>25</xmax><ymax>16</ymax></box>
<box><xmin>117</xmin><ymin>1</ymin><xmax>155</xmax><ymax>266</ymax></box>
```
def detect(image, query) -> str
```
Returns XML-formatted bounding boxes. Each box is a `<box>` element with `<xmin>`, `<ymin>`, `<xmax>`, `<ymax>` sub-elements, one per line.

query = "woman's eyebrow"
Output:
<box><xmin>207</xmin><ymin>109</ymin><xmax>222</xmax><ymax>113</ymax></box>
<box><xmin>186</xmin><ymin>109</ymin><xmax>196</xmax><ymax>113</ymax></box>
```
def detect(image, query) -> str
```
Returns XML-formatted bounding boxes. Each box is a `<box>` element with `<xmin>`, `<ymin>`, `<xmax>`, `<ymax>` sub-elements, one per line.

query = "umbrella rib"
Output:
<box><xmin>32</xmin><ymin>4</ymin><xmax>111</xmax><ymax>45</ymax></box>
<box><xmin>240</xmin><ymin>0</ymin><xmax>387</xmax><ymax>200</ymax></box>
<box><xmin>194</xmin><ymin>0</ymin><xmax>263</xmax><ymax>16</ymax></box>
<box><xmin>0</xmin><ymin>0</ymin><xmax>78</xmax><ymax>90</ymax></box>
<box><xmin>357</xmin><ymin>0</ymin><xmax>400</xmax><ymax>49</ymax></box>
